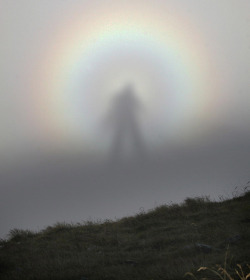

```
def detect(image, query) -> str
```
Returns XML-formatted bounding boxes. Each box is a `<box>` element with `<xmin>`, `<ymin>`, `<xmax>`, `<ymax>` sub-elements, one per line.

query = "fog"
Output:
<box><xmin>0</xmin><ymin>0</ymin><xmax>250</xmax><ymax>238</ymax></box>
<box><xmin>1</xmin><ymin>126</ymin><xmax>250</xmax><ymax>238</ymax></box>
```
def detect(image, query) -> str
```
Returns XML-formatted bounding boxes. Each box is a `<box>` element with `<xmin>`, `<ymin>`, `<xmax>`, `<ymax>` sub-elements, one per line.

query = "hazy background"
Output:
<box><xmin>0</xmin><ymin>0</ymin><xmax>250</xmax><ymax>238</ymax></box>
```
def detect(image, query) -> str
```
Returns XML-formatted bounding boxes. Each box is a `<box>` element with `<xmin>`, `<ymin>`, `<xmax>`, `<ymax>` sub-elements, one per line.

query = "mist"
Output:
<box><xmin>0</xmin><ymin>0</ymin><xmax>250</xmax><ymax>238</ymax></box>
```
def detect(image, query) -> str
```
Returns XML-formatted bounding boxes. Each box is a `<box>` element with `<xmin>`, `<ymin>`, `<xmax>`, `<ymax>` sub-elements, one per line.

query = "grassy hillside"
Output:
<box><xmin>0</xmin><ymin>190</ymin><xmax>249</xmax><ymax>280</ymax></box>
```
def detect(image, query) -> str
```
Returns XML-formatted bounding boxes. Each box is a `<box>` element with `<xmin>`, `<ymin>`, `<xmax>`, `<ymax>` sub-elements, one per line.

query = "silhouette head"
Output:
<box><xmin>123</xmin><ymin>84</ymin><xmax>134</xmax><ymax>96</ymax></box>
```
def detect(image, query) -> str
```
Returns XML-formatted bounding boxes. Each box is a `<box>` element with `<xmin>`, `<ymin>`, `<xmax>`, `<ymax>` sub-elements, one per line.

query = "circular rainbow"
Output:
<box><xmin>30</xmin><ymin>2</ymin><xmax>218</xmax><ymax>154</ymax></box>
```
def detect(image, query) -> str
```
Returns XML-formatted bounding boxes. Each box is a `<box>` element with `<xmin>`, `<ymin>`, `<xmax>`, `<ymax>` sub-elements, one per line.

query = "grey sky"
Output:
<box><xmin>0</xmin><ymin>0</ymin><xmax>250</xmax><ymax>238</ymax></box>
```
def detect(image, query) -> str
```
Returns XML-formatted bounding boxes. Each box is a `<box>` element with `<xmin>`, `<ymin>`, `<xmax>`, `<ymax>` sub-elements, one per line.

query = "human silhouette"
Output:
<box><xmin>105</xmin><ymin>85</ymin><xmax>146</xmax><ymax>161</ymax></box>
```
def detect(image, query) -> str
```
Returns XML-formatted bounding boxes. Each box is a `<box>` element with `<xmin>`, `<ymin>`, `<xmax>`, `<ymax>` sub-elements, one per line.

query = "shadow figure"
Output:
<box><xmin>105</xmin><ymin>85</ymin><xmax>146</xmax><ymax>161</ymax></box>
